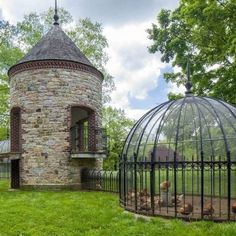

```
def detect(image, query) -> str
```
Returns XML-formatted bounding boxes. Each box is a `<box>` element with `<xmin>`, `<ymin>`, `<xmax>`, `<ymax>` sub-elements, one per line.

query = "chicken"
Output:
<box><xmin>179</xmin><ymin>203</ymin><xmax>193</xmax><ymax>216</ymax></box>
<box><xmin>160</xmin><ymin>181</ymin><xmax>171</xmax><ymax>191</ymax></box>
<box><xmin>154</xmin><ymin>196</ymin><xmax>163</xmax><ymax>207</ymax></box>
<box><xmin>171</xmin><ymin>194</ymin><xmax>184</xmax><ymax>205</ymax></box>
<box><xmin>139</xmin><ymin>202</ymin><xmax>151</xmax><ymax>211</ymax></box>
<box><xmin>232</xmin><ymin>202</ymin><xmax>236</xmax><ymax>214</ymax></box>
<box><xmin>139</xmin><ymin>188</ymin><xmax>149</xmax><ymax>197</ymax></box>
<box><xmin>95</xmin><ymin>183</ymin><xmax>102</xmax><ymax>190</ymax></box>
<box><xmin>138</xmin><ymin>189</ymin><xmax>148</xmax><ymax>203</ymax></box>
<box><xmin>127</xmin><ymin>189</ymin><xmax>135</xmax><ymax>201</ymax></box>
<box><xmin>139</xmin><ymin>196</ymin><xmax>151</xmax><ymax>211</ymax></box>
<box><xmin>178</xmin><ymin>194</ymin><xmax>184</xmax><ymax>202</ymax></box>
<box><xmin>203</xmin><ymin>203</ymin><xmax>214</xmax><ymax>217</ymax></box>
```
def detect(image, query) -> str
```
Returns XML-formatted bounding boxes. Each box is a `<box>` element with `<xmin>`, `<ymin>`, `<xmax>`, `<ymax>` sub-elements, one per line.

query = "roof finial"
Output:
<box><xmin>54</xmin><ymin>0</ymin><xmax>59</xmax><ymax>25</ymax></box>
<box><xmin>185</xmin><ymin>59</ymin><xmax>193</xmax><ymax>96</ymax></box>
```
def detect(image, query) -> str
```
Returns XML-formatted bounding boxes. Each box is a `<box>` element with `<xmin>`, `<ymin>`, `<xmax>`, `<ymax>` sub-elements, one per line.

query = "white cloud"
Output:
<box><xmin>0</xmin><ymin>9</ymin><xmax>2</xmax><ymax>20</ymax></box>
<box><xmin>67</xmin><ymin>0</ymin><xmax>179</xmax><ymax>26</ymax></box>
<box><xmin>167</xmin><ymin>82</ymin><xmax>186</xmax><ymax>95</ymax></box>
<box><xmin>0</xmin><ymin>0</ymin><xmax>49</xmax><ymax>23</ymax></box>
<box><xmin>167</xmin><ymin>65</ymin><xmax>189</xmax><ymax>95</ymax></box>
<box><xmin>104</xmin><ymin>22</ymin><xmax>166</xmax><ymax>110</ymax></box>
<box><xmin>0</xmin><ymin>0</ymin><xmax>179</xmax><ymax>25</ymax></box>
<box><xmin>125</xmin><ymin>108</ymin><xmax>148</xmax><ymax>120</ymax></box>
<box><xmin>173</xmin><ymin>65</ymin><xmax>182</xmax><ymax>74</ymax></box>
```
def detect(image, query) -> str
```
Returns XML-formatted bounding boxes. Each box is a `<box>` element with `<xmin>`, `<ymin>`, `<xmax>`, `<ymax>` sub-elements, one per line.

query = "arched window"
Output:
<box><xmin>10</xmin><ymin>107</ymin><xmax>21</xmax><ymax>152</ymax></box>
<box><xmin>70</xmin><ymin>106</ymin><xmax>96</xmax><ymax>153</ymax></box>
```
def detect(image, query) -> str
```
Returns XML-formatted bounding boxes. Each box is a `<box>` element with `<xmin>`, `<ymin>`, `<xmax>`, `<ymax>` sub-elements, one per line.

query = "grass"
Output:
<box><xmin>0</xmin><ymin>180</ymin><xmax>236</xmax><ymax>235</ymax></box>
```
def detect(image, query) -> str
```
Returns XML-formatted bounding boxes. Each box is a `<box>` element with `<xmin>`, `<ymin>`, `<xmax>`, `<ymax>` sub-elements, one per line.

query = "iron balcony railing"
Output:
<box><xmin>70</xmin><ymin>125</ymin><xmax>108</xmax><ymax>153</ymax></box>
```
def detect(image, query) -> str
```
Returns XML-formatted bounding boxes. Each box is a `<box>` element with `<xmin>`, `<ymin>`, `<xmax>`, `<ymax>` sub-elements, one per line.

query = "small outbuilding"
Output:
<box><xmin>6</xmin><ymin>6</ymin><xmax>107</xmax><ymax>189</ymax></box>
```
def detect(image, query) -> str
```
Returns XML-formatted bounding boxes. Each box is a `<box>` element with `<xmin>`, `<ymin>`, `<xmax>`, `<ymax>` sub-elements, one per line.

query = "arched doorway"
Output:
<box><xmin>11</xmin><ymin>159</ymin><xmax>20</xmax><ymax>189</ymax></box>
<box><xmin>70</xmin><ymin>106</ymin><xmax>96</xmax><ymax>153</ymax></box>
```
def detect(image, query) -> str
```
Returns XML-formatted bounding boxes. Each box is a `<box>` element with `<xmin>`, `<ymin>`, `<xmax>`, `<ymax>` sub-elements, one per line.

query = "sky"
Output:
<box><xmin>0</xmin><ymin>0</ymin><xmax>186</xmax><ymax>120</ymax></box>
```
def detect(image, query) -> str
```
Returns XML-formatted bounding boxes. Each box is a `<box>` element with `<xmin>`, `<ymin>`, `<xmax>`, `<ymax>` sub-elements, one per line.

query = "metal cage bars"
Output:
<box><xmin>120</xmin><ymin>96</ymin><xmax>236</xmax><ymax>221</ymax></box>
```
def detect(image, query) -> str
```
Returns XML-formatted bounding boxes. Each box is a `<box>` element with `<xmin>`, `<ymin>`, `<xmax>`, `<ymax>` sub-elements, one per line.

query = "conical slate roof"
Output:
<box><xmin>17</xmin><ymin>25</ymin><xmax>93</xmax><ymax>67</ymax></box>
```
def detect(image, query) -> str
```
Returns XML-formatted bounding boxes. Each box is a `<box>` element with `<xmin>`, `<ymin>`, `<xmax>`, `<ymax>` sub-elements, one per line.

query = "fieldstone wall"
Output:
<box><xmin>10</xmin><ymin>67</ymin><xmax>103</xmax><ymax>188</ymax></box>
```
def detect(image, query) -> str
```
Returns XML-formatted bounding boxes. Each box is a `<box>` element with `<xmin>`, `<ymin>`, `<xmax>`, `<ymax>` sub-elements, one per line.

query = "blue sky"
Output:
<box><xmin>129</xmin><ymin>66</ymin><xmax>174</xmax><ymax>110</ymax></box>
<box><xmin>0</xmin><ymin>0</ymin><xmax>185</xmax><ymax>119</ymax></box>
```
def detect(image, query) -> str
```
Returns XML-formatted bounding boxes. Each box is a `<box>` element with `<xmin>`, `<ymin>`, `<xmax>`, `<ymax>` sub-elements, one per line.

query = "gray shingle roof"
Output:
<box><xmin>18</xmin><ymin>25</ymin><xmax>94</xmax><ymax>67</ymax></box>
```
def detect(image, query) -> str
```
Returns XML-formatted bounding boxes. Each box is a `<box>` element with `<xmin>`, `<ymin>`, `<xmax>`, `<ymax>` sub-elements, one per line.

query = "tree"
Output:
<box><xmin>147</xmin><ymin>0</ymin><xmax>236</xmax><ymax>104</ymax></box>
<box><xmin>0</xmin><ymin>21</ymin><xmax>23</xmax><ymax>140</ymax></box>
<box><xmin>67</xmin><ymin>18</ymin><xmax>115</xmax><ymax>103</ymax></box>
<box><xmin>167</xmin><ymin>92</ymin><xmax>183</xmax><ymax>101</ymax></box>
<box><xmin>102</xmin><ymin>107</ymin><xmax>134</xmax><ymax>170</ymax></box>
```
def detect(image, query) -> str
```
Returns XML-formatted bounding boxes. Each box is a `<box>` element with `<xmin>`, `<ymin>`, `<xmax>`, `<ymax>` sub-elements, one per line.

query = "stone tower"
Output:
<box><xmin>8</xmin><ymin>9</ymin><xmax>106</xmax><ymax>189</ymax></box>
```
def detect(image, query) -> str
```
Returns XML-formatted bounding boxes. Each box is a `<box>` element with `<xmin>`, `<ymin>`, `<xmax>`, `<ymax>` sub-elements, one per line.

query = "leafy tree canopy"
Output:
<box><xmin>147</xmin><ymin>0</ymin><xmax>236</xmax><ymax>104</ymax></box>
<box><xmin>167</xmin><ymin>92</ymin><xmax>183</xmax><ymax>101</ymax></box>
<box><xmin>102</xmin><ymin>106</ymin><xmax>134</xmax><ymax>170</ymax></box>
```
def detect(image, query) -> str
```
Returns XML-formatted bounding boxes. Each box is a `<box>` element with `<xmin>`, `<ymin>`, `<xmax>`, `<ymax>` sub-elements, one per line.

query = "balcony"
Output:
<box><xmin>70</xmin><ymin>125</ymin><xmax>108</xmax><ymax>159</ymax></box>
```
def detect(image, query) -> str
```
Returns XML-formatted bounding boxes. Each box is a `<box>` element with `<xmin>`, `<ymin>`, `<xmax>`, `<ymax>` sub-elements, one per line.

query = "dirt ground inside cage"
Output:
<box><xmin>124</xmin><ymin>195</ymin><xmax>236</xmax><ymax>221</ymax></box>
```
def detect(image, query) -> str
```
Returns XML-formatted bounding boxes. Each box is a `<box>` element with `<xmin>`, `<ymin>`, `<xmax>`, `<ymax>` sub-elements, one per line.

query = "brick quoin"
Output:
<box><xmin>10</xmin><ymin>107</ymin><xmax>21</xmax><ymax>152</ymax></box>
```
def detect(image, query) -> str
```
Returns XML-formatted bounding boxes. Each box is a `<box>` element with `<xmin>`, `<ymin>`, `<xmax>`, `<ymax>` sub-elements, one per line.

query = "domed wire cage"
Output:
<box><xmin>119</xmin><ymin>80</ymin><xmax>236</xmax><ymax>221</ymax></box>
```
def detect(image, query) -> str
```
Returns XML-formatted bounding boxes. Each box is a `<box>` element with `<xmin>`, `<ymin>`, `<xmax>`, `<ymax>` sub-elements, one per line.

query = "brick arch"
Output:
<box><xmin>10</xmin><ymin>107</ymin><xmax>21</xmax><ymax>152</ymax></box>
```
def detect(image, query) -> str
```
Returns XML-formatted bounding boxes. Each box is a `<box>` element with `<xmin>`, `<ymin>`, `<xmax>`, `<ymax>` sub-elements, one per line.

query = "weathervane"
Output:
<box><xmin>54</xmin><ymin>0</ymin><xmax>59</xmax><ymax>25</ymax></box>
<box><xmin>185</xmin><ymin>59</ymin><xmax>193</xmax><ymax>95</ymax></box>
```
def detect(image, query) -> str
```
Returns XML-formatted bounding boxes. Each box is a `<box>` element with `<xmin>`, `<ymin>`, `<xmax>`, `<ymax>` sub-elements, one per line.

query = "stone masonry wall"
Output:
<box><xmin>10</xmin><ymin>67</ymin><xmax>102</xmax><ymax>188</ymax></box>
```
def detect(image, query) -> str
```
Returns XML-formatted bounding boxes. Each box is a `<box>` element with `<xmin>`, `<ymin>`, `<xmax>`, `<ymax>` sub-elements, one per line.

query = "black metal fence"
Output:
<box><xmin>119</xmin><ymin>155</ymin><xmax>236</xmax><ymax>221</ymax></box>
<box><xmin>82</xmin><ymin>169</ymin><xmax>119</xmax><ymax>193</ymax></box>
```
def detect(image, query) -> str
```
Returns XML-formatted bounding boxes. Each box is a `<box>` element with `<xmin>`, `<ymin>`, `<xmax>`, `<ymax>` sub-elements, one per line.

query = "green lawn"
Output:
<box><xmin>0</xmin><ymin>180</ymin><xmax>236</xmax><ymax>236</ymax></box>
